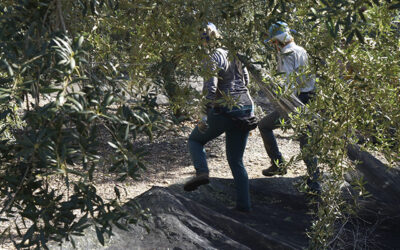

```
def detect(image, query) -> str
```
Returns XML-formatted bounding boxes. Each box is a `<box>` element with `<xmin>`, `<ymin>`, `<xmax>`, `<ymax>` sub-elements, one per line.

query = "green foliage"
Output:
<box><xmin>0</xmin><ymin>1</ymin><xmax>161</xmax><ymax>248</ymax></box>
<box><xmin>1</xmin><ymin>0</ymin><xmax>399</xmax><ymax>249</ymax></box>
<box><xmin>281</xmin><ymin>1</ymin><xmax>400</xmax><ymax>248</ymax></box>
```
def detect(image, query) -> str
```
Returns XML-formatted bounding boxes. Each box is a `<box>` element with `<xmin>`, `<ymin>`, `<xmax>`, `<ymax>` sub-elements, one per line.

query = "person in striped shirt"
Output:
<box><xmin>184</xmin><ymin>23</ymin><xmax>256</xmax><ymax>212</ymax></box>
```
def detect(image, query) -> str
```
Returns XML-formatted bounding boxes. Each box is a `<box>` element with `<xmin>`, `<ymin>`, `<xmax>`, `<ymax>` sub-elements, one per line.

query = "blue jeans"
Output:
<box><xmin>258</xmin><ymin>92</ymin><xmax>319</xmax><ymax>180</ymax></box>
<box><xmin>188</xmin><ymin>108</ymin><xmax>251</xmax><ymax>210</ymax></box>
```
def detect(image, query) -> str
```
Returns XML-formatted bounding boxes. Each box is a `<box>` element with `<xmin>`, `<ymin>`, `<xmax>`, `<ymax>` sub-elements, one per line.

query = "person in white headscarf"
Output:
<box><xmin>259</xmin><ymin>21</ymin><xmax>320</xmax><ymax>193</ymax></box>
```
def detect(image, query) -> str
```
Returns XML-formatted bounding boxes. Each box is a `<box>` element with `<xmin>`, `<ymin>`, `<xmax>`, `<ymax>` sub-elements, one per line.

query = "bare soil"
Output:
<box><xmin>0</xmin><ymin>119</ymin><xmax>308</xmax><ymax>250</ymax></box>
<box><xmin>95</xmin><ymin>121</ymin><xmax>308</xmax><ymax>203</ymax></box>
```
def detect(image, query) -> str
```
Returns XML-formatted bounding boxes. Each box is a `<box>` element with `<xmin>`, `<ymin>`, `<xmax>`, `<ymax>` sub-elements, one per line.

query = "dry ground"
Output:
<box><xmin>0</xmin><ymin>119</ymin><xmax>309</xmax><ymax>250</ymax></box>
<box><xmin>94</xmin><ymin>120</ymin><xmax>308</xmax><ymax>202</ymax></box>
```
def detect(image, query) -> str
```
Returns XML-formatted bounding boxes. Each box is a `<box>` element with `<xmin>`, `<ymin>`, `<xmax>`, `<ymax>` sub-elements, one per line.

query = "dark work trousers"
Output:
<box><xmin>188</xmin><ymin>108</ymin><xmax>251</xmax><ymax>211</ymax></box>
<box><xmin>258</xmin><ymin>91</ymin><xmax>319</xmax><ymax>180</ymax></box>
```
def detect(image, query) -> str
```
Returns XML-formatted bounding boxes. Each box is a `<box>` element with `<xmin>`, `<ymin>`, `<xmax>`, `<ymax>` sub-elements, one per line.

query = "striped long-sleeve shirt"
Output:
<box><xmin>203</xmin><ymin>48</ymin><xmax>254</xmax><ymax>116</ymax></box>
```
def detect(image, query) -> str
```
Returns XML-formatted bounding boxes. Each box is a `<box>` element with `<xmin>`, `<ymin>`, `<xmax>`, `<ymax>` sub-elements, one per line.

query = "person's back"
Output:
<box><xmin>277</xmin><ymin>41</ymin><xmax>315</xmax><ymax>94</ymax></box>
<box><xmin>204</xmin><ymin>48</ymin><xmax>253</xmax><ymax>115</ymax></box>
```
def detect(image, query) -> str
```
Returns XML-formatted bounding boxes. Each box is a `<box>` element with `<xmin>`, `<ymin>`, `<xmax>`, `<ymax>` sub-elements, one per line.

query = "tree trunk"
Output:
<box><xmin>346</xmin><ymin>144</ymin><xmax>400</xmax><ymax>213</ymax></box>
<box><xmin>56</xmin><ymin>0</ymin><xmax>66</xmax><ymax>33</ymax></box>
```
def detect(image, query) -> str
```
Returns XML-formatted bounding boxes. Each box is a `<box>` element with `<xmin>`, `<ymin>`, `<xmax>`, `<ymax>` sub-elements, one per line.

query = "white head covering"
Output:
<box><xmin>264</xmin><ymin>21</ymin><xmax>293</xmax><ymax>43</ymax></box>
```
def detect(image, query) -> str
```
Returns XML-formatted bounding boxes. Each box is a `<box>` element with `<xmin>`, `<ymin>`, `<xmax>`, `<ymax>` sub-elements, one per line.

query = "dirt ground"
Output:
<box><xmin>0</xmin><ymin>118</ymin><xmax>310</xmax><ymax>250</ymax></box>
<box><xmin>93</xmin><ymin>121</ymin><xmax>308</xmax><ymax>203</ymax></box>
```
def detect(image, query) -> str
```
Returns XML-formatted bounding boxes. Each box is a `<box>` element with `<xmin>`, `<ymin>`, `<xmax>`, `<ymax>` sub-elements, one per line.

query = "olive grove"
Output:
<box><xmin>1</xmin><ymin>0</ymin><xmax>399</xmax><ymax>249</ymax></box>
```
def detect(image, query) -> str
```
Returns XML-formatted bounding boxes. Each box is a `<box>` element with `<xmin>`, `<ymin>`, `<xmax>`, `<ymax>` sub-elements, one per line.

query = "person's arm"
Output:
<box><xmin>282</xmin><ymin>49</ymin><xmax>315</xmax><ymax>92</ymax></box>
<box><xmin>203</xmin><ymin>76</ymin><xmax>218</xmax><ymax>102</ymax></box>
<box><xmin>279</xmin><ymin>52</ymin><xmax>296</xmax><ymax>89</ymax></box>
<box><xmin>297</xmin><ymin>50</ymin><xmax>316</xmax><ymax>92</ymax></box>
<box><xmin>203</xmin><ymin>49</ymin><xmax>226</xmax><ymax>103</ymax></box>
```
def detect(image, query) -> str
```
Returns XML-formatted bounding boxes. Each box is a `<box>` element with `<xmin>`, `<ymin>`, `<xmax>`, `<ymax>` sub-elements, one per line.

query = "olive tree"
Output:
<box><xmin>1</xmin><ymin>0</ymin><xmax>399</xmax><ymax>249</ymax></box>
<box><xmin>0</xmin><ymin>1</ymin><xmax>163</xmax><ymax>248</ymax></box>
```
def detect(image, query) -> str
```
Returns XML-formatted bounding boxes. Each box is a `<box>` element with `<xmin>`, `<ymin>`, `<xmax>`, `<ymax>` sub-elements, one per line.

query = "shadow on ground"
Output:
<box><xmin>54</xmin><ymin>177</ymin><xmax>315</xmax><ymax>250</ymax></box>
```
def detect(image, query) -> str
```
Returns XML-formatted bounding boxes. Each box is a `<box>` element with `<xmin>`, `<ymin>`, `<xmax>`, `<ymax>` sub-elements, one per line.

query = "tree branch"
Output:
<box><xmin>56</xmin><ymin>0</ymin><xmax>66</xmax><ymax>33</ymax></box>
<box><xmin>240</xmin><ymin>53</ymin><xmax>400</xmax><ymax>209</ymax></box>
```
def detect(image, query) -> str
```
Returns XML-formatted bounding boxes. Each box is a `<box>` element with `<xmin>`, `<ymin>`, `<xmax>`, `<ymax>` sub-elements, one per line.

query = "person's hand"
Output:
<box><xmin>197</xmin><ymin>116</ymin><xmax>209</xmax><ymax>133</ymax></box>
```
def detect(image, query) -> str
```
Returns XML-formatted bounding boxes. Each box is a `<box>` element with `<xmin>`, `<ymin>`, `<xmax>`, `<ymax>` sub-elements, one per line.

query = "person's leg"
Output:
<box><xmin>298</xmin><ymin>91</ymin><xmax>321</xmax><ymax>193</ymax></box>
<box><xmin>258</xmin><ymin>110</ymin><xmax>285</xmax><ymax>175</ymax></box>
<box><xmin>188</xmin><ymin>110</ymin><xmax>226</xmax><ymax>174</ymax></box>
<box><xmin>258</xmin><ymin>110</ymin><xmax>283</xmax><ymax>162</ymax></box>
<box><xmin>299</xmin><ymin>129</ymin><xmax>321</xmax><ymax>193</ymax></box>
<box><xmin>299</xmin><ymin>131</ymin><xmax>318</xmax><ymax>175</ymax></box>
<box><xmin>225</xmin><ymin>127</ymin><xmax>251</xmax><ymax>211</ymax></box>
<box><xmin>185</xmin><ymin>110</ymin><xmax>227</xmax><ymax>191</ymax></box>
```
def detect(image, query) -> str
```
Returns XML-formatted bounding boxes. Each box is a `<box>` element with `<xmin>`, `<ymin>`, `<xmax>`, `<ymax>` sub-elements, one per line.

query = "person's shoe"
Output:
<box><xmin>262</xmin><ymin>163</ymin><xmax>287</xmax><ymax>176</ymax></box>
<box><xmin>184</xmin><ymin>173</ymin><xmax>210</xmax><ymax>191</ymax></box>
